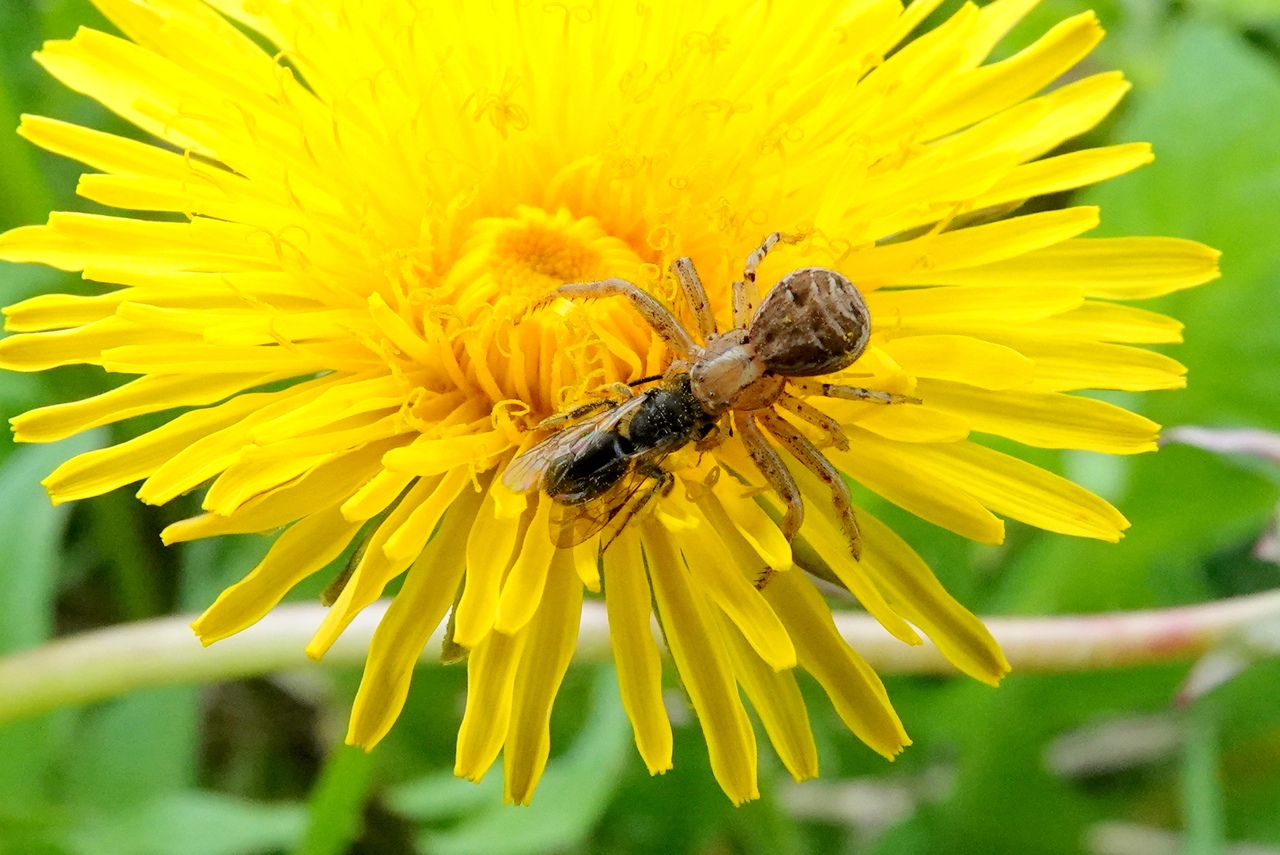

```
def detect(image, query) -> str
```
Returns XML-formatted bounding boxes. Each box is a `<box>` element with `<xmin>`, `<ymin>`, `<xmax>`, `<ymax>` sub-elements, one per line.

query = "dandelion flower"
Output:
<box><xmin>0</xmin><ymin>0</ymin><xmax>1219</xmax><ymax>805</ymax></box>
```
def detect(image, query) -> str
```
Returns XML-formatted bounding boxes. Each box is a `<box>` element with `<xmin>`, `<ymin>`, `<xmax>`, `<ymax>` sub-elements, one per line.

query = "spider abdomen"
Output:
<box><xmin>748</xmin><ymin>267</ymin><xmax>871</xmax><ymax>377</ymax></box>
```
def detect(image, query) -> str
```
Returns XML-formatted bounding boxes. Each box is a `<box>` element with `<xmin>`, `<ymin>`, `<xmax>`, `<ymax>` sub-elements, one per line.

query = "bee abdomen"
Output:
<box><xmin>748</xmin><ymin>267</ymin><xmax>871</xmax><ymax>377</ymax></box>
<box><xmin>545</xmin><ymin>432</ymin><xmax>632</xmax><ymax>503</ymax></box>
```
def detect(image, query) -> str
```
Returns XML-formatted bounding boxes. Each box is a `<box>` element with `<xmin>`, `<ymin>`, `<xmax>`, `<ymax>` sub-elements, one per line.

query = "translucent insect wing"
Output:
<box><xmin>501</xmin><ymin>419</ymin><xmax>601</xmax><ymax>493</ymax></box>
<box><xmin>549</xmin><ymin>468</ymin><xmax>654</xmax><ymax>548</ymax></box>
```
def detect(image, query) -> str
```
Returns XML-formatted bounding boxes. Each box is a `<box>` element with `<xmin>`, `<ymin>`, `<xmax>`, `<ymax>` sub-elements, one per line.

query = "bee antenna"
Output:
<box><xmin>628</xmin><ymin>374</ymin><xmax>664</xmax><ymax>388</ymax></box>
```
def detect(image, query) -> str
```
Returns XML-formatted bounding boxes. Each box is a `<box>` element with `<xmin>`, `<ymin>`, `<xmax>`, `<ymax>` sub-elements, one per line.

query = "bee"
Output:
<box><xmin>507</xmin><ymin>232</ymin><xmax>918</xmax><ymax>556</ymax></box>
<box><xmin>502</xmin><ymin>371</ymin><xmax>717</xmax><ymax>549</ymax></box>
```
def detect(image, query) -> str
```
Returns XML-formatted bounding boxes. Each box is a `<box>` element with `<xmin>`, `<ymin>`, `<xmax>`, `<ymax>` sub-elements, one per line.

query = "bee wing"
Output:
<box><xmin>500</xmin><ymin>418</ymin><xmax>602</xmax><ymax>494</ymax></box>
<box><xmin>500</xmin><ymin>395</ymin><xmax>644</xmax><ymax>494</ymax></box>
<box><xmin>550</xmin><ymin>468</ymin><xmax>657</xmax><ymax>549</ymax></box>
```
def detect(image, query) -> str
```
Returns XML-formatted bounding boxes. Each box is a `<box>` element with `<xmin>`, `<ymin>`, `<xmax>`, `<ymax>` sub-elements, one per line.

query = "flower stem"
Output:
<box><xmin>0</xmin><ymin>591</ymin><xmax>1278</xmax><ymax>726</ymax></box>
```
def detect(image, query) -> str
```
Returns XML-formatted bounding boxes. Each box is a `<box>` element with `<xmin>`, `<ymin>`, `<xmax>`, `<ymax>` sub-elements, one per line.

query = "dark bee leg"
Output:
<box><xmin>532</xmin><ymin>278</ymin><xmax>699</xmax><ymax>357</ymax></box>
<box><xmin>693</xmin><ymin>421</ymin><xmax>725</xmax><ymax>452</ymax></box>
<box><xmin>796</xmin><ymin>380</ymin><xmax>921</xmax><ymax>407</ymax></box>
<box><xmin>758</xmin><ymin>410</ymin><xmax>862</xmax><ymax>560</ymax></box>
<box><xmin>734</xmin><ymin>411</ymin><xmax>804</xmax><ymax>543</ymax></box>
<box><xmin>537</xmin><ymin>394</ymin><xmax>625</xmax><ymax>430</ymax></box>
<box><xmin>670</xmin><ymin>257</ymin><xmax>717</xmax><ymax>341</ymax></box>
<box><xmin>600</xmin><ymin>465</ymin><xmax>674</xmax><ymax>552</ymax></box>
<box><xmin>776</xmin><ymin>393</ymin><xmax>849</xmax><ymax>451</ymax></box>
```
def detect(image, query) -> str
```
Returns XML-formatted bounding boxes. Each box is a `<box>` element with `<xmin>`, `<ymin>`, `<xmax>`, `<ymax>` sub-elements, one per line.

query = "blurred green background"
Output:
<box><xmin>2</xmin><ymin>0</ymin><xmax>1280</xmax><ymax>853</ymax></box>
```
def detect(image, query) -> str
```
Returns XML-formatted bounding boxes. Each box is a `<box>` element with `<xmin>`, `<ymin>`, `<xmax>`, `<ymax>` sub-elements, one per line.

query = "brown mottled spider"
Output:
<box><xmin>523</xmin><ymin>232</ymin><xmax>919</xmax><ymax>558</ymax></box>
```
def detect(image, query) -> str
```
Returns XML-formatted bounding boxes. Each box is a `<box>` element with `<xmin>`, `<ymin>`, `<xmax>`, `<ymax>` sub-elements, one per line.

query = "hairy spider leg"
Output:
<box><xmin>735</xmin><ymin>410</ymin><xmax>804</xmax><ymax>542</ymax></box>
<box><xmin>792</xmin><ymin>379</ymin><xmax>922</xmax><ymax>407</ymax></box>
<box><xmin>758</xmin><ymin>410</ymin><xmax>863</xmax><ymax>560</ymax></box>
<box><xmin>669</xmin><ymin>257</ymin><xmax>717</xmax><ymax>341</ymax></box>
<box><xmin>776</xmin><ymin>393</ymin><xmax>850</xmax><ymax>451</ymax></box>
<box><xmin>730</xmin><ymin>276</ymin><xmax>755</xmax><ymax>330</ymax></box>
<box><xmin>732</xmin><ymin>231</ymin><xmax>802</xmax><ymax>328</ymax></box>
<box><xmin>535</xmin><ymin>278</ymin><xmax>699</xmax><ymax>357</ymax></box>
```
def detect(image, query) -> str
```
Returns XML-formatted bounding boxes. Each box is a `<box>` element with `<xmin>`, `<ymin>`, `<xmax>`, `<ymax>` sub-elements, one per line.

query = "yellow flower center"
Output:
<box><xmin>432</xmin><ymin>205</ymin><xmax>660</xmax><ymax>416</ymax></box>
<box><xmin>491</xmin><ymin>219</ymin><xmax>602</xmax><ymax>294</ymax></box>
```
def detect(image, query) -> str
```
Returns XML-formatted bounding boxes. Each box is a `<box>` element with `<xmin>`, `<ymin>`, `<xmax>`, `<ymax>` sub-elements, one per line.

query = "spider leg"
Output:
<box><xmin>670</xmin><ymin>257</ymin><xmax>717</xmax><ymax>341</ymax></box>
<box><xmin>734</xmin><ymin>231</ymin><xmax>803</xmax><ymax>327</ymax></box>
<box><xmin>734</xmin><ymin>410</ymin><xmax>803</xmax><ymax>542</ymax></box>
<box><xmin>777</xmin><ymin>392</ymin><xmax>850</xmax><ymax>451</ymax></box>
<box><xmin>533</xmin><ymin>277</ymin><xmax>699</xmax><ymax>357</ymax></box>
<box><xmin>731</xmin><ymin>277</ymin><xmax>756</xmax><ymax>330</ymax></box>
<box><xmin>758</xmin><ymin>410</ymin><xmax>862</xmax><ymax>560</ymax></box>
<box><xmin>793</xmin><ymin>379</ymin><xmax>922</xmax><ymax>407</ymax></box>
<box><xmin>743</xmin><ymin>232</ymin><xmax>802</xmax><ymax>286</ymax></box>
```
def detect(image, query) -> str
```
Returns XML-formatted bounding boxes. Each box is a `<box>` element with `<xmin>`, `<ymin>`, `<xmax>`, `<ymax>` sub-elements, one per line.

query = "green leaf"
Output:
<box><xmin>292</xmin><ymin>745</ymin><xmax>379</xmax><ymax>855</ymax></box>
<box><xmin>1082</xmin><ymin>20</ymin><xmax>1280</xmax><ymax>429</ymax></box>
<box><xmin>390</xmin><ymin>666</ymin><xmax>633</xmax><ymax>855</ymax></box>
<box><xmin>0</xmin><ymin>434</ymin><xmax>102</xmax><ymax>809</ymax></box>
<box><xmin>0</xmin><ymin>436</ymin><xmax>100</xmax><ymax>653</ymax></box>
<box><xmin>60</xmin><ymin>688</ymin><xmax>200</xmax><ymax>812</ymax></box>
<box><xmin>60</xmin><ymin>790</ymin><xmax>306</xmax><ymax>855</ymax></box>
<box><xmin>1182</xmin><ymin>701</ymin><xmax>1227</xmax><ymax>855</ymax></box>
<box><xmin>1186</xmin><ymin>0</ymin><xmax>1280</xmax><ymax>28</ymax></box>
<box><xmin>0</xmin><ymin>0</ymin><xmax>53</xmax><ymax>230</ymax></box>
<box><xmin>990</xmin><ymin>21</ymin><xmax>1280</xmax><ymax>616</ymax></box>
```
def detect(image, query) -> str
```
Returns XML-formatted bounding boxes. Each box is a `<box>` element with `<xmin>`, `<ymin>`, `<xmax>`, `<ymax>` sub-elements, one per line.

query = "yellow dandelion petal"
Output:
<box><xmin>453</xmin><ymin>483</ymin><xmax>526</xmax><ymax>649</ymax></box>
<box><xmin>868</xmin><ymin>285</ymin><xmax>1084</xmax><ymax>330</ymax></box>
<box><xmin>710</xmin><ymin>440</ymin><xmax>922</xmax><ymax>647</ymax></box>
<box><xmin>346</xmin><ymin>497</ymin><xmax>474</xmax><ymax>749</ymax></box>
<box><xmin>848</xmin><ymin>208</ymin><xmax>1101</xmax><ymax>284</ymax></box>
<box><xmin>643</xmin><ymin>522</ymin><xmax>758</xmax><ymax>805</ymax></box>
<box><xmin>908</xmin><ymin>441</ymin><xmax>1132</xmax><ymax>542</ymax></box>
<box><xmin>11</xmin><ymin>371</ymin><xmax>275</xmax><ymax>443</ymax></box>
<box><xmin>163</xmin><ymin>441</ymin><xmax>395</xmax><ymax>542</ymax></box>
<box><xmin>1028</xmin><ymin>301</ymin><xmax>1185</xmax><ymax>345</ymax></box>
<box><xmin>308</xmin><ymin>475</ymin><xmax>465</xmax><ymax>660</ymax></box>
<box><xmin>674</xmin><ymin>495</ymin><xmax>796</xmax><ymax>672</ymax></box>
<box><xmin>42</xmin><ymin>389</ymin><xmax>270</xmax><ymax>504</ymax></box>
<box><xmin>0</xmin><ymin>0</ymin><xmax>1221</xmax><ymax>805</ymax></box>
<box><xmin>918</xmin><ymin>12</ymin><xmax>1104</xmax><ymax>139</ymax></box>
<box><xmin>855</xmin><ymin>510</ymin><xmax>1012</xmax><ymax>686</ymax></box>
<box><xmin>825</xmin><ymin>437</ymin><xmax>1008</xmax><ymax>545</ymax></box>
<box><xmin>1012</xmin><ymin>72</ymin><xmax>1133</xmax><ymax>159</ymax></box>
<box><xmin>971</xmin><ymin>142</ymin><xmax>1154</xmax><ymax>210</ymax></box>
<box><xmin>601</xmin><ymin>529</ymin><xmax>673</xmax><ymax>777</ymax></box>
<box><xmin>381</xmin><ymin>468</ymin><xmax>473</xmax><ymax>561</ymax></box>
<box><xmin>763</xmin><ymin>571</ymin><xmax>909</xmax><ymax>760</ymax></box>
<box><xmin>493</xmin><ymin>496</ymin><xmax>559</xmax><ymax>636</ymax></box>
<box><xmin>455</xmin><ymin>625</ymin><xmax>529</xmax><ymax>785</ymax></box>
<box><xmin>503</xmin><ymin>551</ymin><xmax>584</xmax><ymax>806</ymax></box>
<box><xmin>705</xmin><ymin>473</ymin><xmax>795</xmax><ymax>572</ymax></box>
<box><xmin>191</xmin><ymin>505</ymin><xmax>361</xmax><ymax>645</ymax></box>
<box><xmin>918</xmin><ymin>381</ymin><xmax>1163</xmax><ymax>454</ymax></box>
<box><xmin>716</xmin><ymin>611</ymin><xmax>820</xmax><ymax>784</ymax></box>
<box><xmin>904</xmin><ymin>236</ymin><xmax>1222</xmax><ymax>296</ymax></box>
<box><xmin>850</xmin><ymin>400</ymin><xmax>972</xmax><ymax>444</ymax></box>
<box><xmin>878</xmin><ymin>335</ymin><xmax>1036</xmax><ymax>391</ymax></box>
